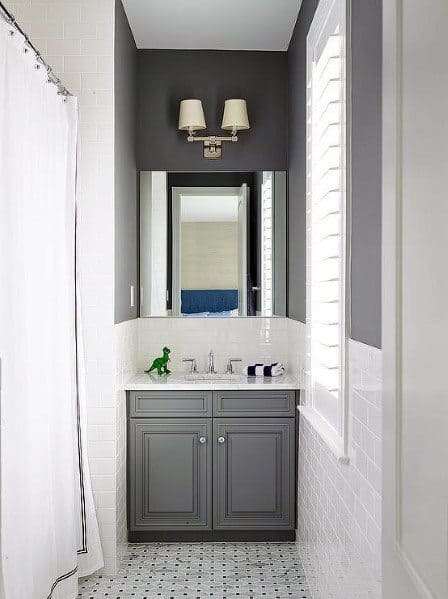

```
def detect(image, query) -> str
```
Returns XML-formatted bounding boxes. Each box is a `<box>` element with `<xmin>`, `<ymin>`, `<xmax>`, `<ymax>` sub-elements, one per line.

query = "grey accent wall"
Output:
<box><xmin>287</xmin><ymin>0</ymin><xmax>319</xmax><ymax>324</ymax></box>
<box><xmin>136</xmin><ymin>50</ymin><xmax>288</xmax><ymax>172</ymax></box>
<box><xmin>114</xmin><ymin>0</ymin><xmax>138</xmax><ymax>323</ymax></box>
<box><xmin>287</xmin><ymin>0</ymin><xmax>382</xmax><ymax>348</ymax></box>
<box><xmin>350</xmin><ymin>0</ymin><xmax>382</xmax><ymax>348</ymax></box>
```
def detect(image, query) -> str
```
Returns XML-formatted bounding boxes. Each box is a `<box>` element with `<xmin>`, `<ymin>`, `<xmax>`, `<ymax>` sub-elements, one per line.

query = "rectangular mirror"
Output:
<box><xmin>139</xmin><ymin>171</ymin><xmax>286</xmax><ymax>317</ymax></box>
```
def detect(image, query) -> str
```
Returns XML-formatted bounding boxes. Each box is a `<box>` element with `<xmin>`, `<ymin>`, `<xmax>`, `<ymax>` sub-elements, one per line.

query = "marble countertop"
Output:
<box><xmin>124</xmin><ymin>372</ymin><xmax>299</xmax><ymax>391</ymax></box>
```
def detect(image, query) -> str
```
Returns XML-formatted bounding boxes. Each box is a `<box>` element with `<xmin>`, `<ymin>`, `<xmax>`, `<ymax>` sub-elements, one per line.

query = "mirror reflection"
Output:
<box><xmin>140</xmin><ymin>171</ymin><xmax>286</xmax><ymax>317</ymax></box>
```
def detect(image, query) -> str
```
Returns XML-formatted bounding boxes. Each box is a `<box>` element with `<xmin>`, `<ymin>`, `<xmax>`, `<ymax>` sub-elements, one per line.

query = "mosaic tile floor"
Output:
<box><xmin>78</xmin><ymin>542</ymin><xmax>311</xmax><ymax>599</ymax></box>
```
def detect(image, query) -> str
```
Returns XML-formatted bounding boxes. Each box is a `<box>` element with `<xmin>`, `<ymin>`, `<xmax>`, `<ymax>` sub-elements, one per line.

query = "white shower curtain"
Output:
<box><xmin>0</xmin><ymin>17</ymin><xmax>102</xmax><ymax>599</ymax></box>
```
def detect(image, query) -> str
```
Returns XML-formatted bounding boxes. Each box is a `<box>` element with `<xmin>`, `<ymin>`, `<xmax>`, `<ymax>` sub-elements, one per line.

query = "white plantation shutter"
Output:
<box><xmin>306</xmin><ymin>0</ymin><xmax>347</xmax><ymax>435</ymax></box>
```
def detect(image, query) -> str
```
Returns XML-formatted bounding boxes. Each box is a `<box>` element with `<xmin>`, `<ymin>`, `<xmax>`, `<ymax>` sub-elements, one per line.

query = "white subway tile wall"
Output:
<box><xmin>6</xmin><ymin>0</ymin><xmax>118</xmax><ymax>573</ymax></box>
<box><xmin>287</xmin><ymin>318</ymin><xmax>306</xmax><ymax>386</ymax></box>
<box><xmin>298</xmin><ymin>336</ymin><xmax>382</xmax><ymax>599</ymax></box>
<box><xmin>137</xmin><ymin>317</ymin><xmax>293</xmax><ymax>375</ymax></box>
<box><xmin>115</xmin><ymin>319</ymin><xmax>139</xmax><ymax>564</ymax></box>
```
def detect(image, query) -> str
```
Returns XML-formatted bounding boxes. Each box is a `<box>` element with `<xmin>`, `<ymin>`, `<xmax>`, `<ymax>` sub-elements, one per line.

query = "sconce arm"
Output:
<box><xmin>184</xmin><ymin>133</ymin><xmax>239</xmax><ymax>159</ymax></box>
<box><xmin>187</xmin><ymin>134</ymin><xmax>238</xmax><ymax>143</ymax></box>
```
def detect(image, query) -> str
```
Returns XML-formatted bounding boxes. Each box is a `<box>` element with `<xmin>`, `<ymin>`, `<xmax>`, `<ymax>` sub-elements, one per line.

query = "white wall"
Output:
<box><xmin>298</xmin><ymin>334</ymin><xmax>382</xmax><ymax>599</ymax></box>
<box><xmin>140</xmin><ymin>171</ymin><xmax>168</xmax><ymax>317</ymax></box>
<box><xmin>181</xmin><ymin>222</ymin><xmax>238</xmax><ymax>290</ymax></box>
<box><xmin>6</xmin><ymin>0</ymin><xmax>119</xmax><ymax>573</ymax></box>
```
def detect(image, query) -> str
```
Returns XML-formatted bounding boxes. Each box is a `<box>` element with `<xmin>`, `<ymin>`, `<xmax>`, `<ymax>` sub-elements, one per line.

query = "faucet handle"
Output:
<box><xmin>226</xmin><ymin>358</ymin><xmax>242</xmax><ymax>374</ymax></box>
<box><xmin>182</xmin><ymin>358</ymin><xmax>197</xmax><ymax>374</ymax></box>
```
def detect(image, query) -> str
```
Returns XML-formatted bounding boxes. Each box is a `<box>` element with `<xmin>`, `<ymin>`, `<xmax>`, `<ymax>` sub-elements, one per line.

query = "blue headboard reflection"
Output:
<box><xmin>181</xmin><ymin>289</ymin><xmax>238</xmax><ymax>315</ymax></box>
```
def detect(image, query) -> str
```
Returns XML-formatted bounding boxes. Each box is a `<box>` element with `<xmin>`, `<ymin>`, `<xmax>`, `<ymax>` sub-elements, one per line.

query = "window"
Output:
<box><xmin>305</xmin><ymin>0</ymin><xmax>349</xmax><ymax>453</ymax></box>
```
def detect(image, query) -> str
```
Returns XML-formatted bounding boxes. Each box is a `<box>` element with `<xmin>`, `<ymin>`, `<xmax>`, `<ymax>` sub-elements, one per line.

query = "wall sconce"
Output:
<box><xmin>178</xmin><ymin>98</ymin><xmax>250</xmax><ymax>159</ymax></box>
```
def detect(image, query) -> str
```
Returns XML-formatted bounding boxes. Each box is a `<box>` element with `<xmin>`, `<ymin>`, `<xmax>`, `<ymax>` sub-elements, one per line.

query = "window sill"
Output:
<box><xmin>297</xmin><ymin>405</ymin><xmax>350</xmax><ymax>464</ymax></box>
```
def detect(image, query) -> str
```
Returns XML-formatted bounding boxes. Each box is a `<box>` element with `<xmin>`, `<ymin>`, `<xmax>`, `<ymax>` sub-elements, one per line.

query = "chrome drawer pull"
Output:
<box><xmin>198</xmin><ymin>437</ymin><xmax>207</xmax><ymax>444</ymax></box>
<box><xmin>217</xmin><ymin>436</ymin><xmax>226</xmax><ymax>444</ymax></box>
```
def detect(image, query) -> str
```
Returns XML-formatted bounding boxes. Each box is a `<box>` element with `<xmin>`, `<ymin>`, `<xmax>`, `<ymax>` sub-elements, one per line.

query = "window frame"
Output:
<box><xmin>301</xmin><ymin>0</ymin><xmax>352</xmax><ymax>462</ymax></box>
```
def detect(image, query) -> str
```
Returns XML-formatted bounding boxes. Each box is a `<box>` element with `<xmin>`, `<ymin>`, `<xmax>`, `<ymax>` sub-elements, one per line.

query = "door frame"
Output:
<box><xmin>382</xmin><ymin>0</ymin><xmax>448</xmax><ymax>596</ymax></box>
<box><xmin>171</xmin><ymin>186</ymin><xmax>244</xmax><ymax>316</ymax></box>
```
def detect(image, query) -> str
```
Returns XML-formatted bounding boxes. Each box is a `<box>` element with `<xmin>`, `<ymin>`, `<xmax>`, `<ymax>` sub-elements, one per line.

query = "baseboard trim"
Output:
<box><xmin>128</xmin><ymin>530</ymin><xmax>296</xmax><ymax>543</ymax></box>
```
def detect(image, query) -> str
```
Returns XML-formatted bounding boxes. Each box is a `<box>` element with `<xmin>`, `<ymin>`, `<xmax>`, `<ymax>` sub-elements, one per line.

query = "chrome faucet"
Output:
<box><xmin>226</xmin><ymin>358</ymin><xmax>242</xmax><ymax>374</ymax></box>
<box><xmin>182</xmin><ymin>357</ymin><xmax>197</xmax><ymax>374</ymax></box>
<box><xmin>207</xmin><ymin>350</ymin><xmax>216</xmax><ymax>374</ymax></box>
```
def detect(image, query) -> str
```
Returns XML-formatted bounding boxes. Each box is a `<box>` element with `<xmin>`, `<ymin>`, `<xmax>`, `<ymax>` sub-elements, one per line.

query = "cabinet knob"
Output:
<box><xmin>217</xmin><ymin>436</ymin><xmax>226</xmax><ymax>444</ymax></box>
<box><xmin>198</xmin><ymin>437</ymin><xmax>207</xmax><ymax>444</ymax></box>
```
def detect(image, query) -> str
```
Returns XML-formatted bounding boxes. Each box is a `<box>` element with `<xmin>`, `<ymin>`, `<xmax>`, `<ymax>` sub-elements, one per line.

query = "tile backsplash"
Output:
<box><xmin>137</xmin><ymin>317</ymin><xmax>299</xmax><ymax>376</ymax></box>
<box><xmin>287</xmin><ymin>318</ymin><xmax>306</xmax><ymax>386</ymax></box>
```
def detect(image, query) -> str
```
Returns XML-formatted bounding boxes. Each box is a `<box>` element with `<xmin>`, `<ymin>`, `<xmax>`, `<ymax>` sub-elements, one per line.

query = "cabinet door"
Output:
<box><xmin>213</xmin><ymin>418</ymin><xmax>295</xmax><ymax>529</ymax></box>
<box><xmin>129</xmin><ymin>419</ymin><xmax>212</xmax><ymax>530</ymax></box>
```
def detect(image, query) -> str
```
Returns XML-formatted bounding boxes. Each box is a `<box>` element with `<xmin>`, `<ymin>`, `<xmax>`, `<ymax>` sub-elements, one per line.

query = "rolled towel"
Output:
<box><xmin>246</xmin><ymin>363</ymin><xmax>285</xmax><ymax>377</ymax></box>
<box><xmin>247</xmin><ymin>363</ymin><xmax>264</xmax><ymax>377</ymax></box>
<box><xmin>264</xmin><ymin>363</ymin><xmax>285</xmax><ymax>377</ymax></box>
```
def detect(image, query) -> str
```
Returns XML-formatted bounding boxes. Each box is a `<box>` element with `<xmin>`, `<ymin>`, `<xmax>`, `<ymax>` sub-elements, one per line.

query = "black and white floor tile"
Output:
<box><xmin>78</xmin><ymin>542</ymin><xmax>311</xmax><ymax>599</ymax></box>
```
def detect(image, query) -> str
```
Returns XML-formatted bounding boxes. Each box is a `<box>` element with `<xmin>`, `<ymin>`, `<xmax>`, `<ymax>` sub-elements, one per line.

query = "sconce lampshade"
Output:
<box><xmin>178</xmin><ymin>99</ymin><xmax>206</xmax><ymax>132</ymax></box>
<box><xmin>221</xmin><ymin>99</ymin><xmax>250</xmax><ymax>133</ymax></box>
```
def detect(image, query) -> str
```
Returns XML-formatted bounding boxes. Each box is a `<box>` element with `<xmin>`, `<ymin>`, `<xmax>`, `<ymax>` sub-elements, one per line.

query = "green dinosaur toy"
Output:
<box><xmin>145</xmin><ymin>346</ymin><xmax>171</xmax><ymax>376</ymax></box>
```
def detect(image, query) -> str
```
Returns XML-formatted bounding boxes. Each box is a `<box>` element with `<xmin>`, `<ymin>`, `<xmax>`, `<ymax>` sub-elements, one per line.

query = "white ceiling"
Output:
<box><xmin>122</xmin><ymin>0</ymin><xmax>302</xmax><ymax>51</ymax></box>
<box><xmin>181</xmin><ymin>196</ymin><xmax>238</xmax><ymax>222</ymax></box>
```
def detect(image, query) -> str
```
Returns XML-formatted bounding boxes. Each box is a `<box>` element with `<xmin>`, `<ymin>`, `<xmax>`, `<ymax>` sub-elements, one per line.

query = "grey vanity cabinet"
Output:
<box><xmin>129</xmin><ymin>418</ymin><xmax>212</xmax><ymax>530</ymax></box>
<box><xmin>128</xmin><ymin>389</ymin><xmax>297</xmax><ymax>536</ymax></box>
<box><xmin>213</xmin><ymin>418</ymin><xmax>295</xmax><ymax>529</ymax></box>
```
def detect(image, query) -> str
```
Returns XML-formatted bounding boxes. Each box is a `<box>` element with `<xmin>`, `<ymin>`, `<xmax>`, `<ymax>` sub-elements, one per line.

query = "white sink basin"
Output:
<box><xmin>184</xmin><ymin>373</ymin><xmax>244</xmax><ymax>382</ymax></box>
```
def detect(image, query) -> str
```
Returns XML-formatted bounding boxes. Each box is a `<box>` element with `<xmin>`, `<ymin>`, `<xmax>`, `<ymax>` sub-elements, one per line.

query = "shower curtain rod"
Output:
<box><xmin>0</xmin><ymin>0</ymin><xmax>71</xmax><ymax>97</ymax></box>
